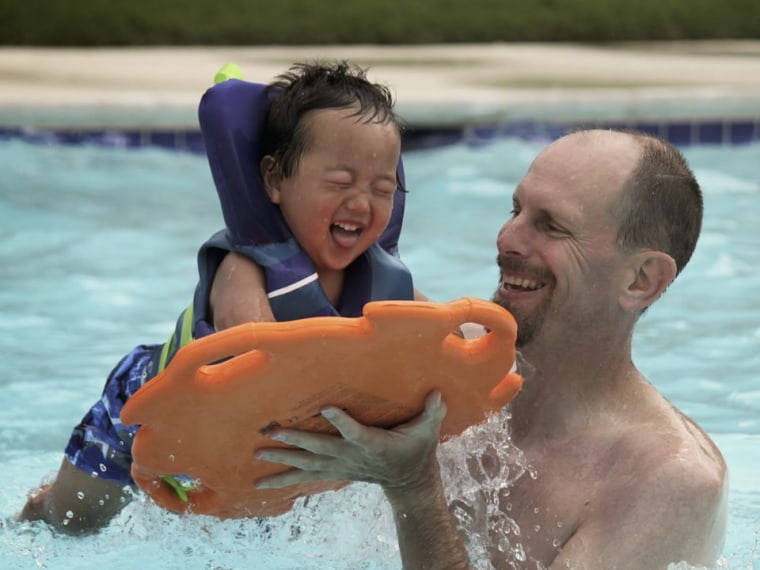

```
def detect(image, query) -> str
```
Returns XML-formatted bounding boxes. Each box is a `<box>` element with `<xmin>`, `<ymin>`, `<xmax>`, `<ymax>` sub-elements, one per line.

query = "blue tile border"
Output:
<box><xmin>1</xmin><ymin>119</ymin><xmax>758</xmax><ymax>154</ymax></box>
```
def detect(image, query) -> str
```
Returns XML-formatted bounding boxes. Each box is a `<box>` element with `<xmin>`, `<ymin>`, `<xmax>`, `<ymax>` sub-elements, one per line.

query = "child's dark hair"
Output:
<box><xmin>262</xmin><ymin>61</ymin><xmax>400</xmax><ymax>179</ymax></box>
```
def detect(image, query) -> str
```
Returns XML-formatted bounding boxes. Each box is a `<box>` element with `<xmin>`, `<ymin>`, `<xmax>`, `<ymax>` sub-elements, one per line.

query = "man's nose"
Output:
<box><xmin>496</xmin><ymin>217</ymin><xmax>532</xmax><ymax>257</ymax></box>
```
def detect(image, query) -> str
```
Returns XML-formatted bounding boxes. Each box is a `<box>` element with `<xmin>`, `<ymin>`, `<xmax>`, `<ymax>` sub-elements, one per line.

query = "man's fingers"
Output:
<box><xmin>264</xmin><ymin>428</ymin><xmax>345</xmax><ymax>457</ymax></box>
<box><xmin>424</xmin><ymin>390</ymin><xmax>447</xmax><ymax>424</ymax></box>
<box><xmin>255</xmin><ymin>467</ymin><xmax>335</xmax><ymax>489</ymax></box>
<box><xmin>319</xmin><ymin>407</ymin><xmax>370</xmax><ymax>445</ymax></box>
<box><xmin>319</xmin><ymin>390</ymin><xmax>447</xmax><ymax>443</ymax></box>
<box><xmin>255</xmin><ymin>447</ymin><xmax>333</xmax><ymax>471</ymax></box>
<box><xmin>253</xmin><ymin>391</ymin><xmax>450</xmax><ymax>490</ymax></box>
<box><xmin>396</xmin><ymin>390</ymin><xmax>447</xmax><ymax>437</ymax></box>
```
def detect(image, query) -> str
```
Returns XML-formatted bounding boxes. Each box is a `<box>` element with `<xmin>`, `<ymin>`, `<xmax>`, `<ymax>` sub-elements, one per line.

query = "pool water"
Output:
<box><xmin>0</xmin><ymin>137</ymin><xmax>758</xmax><ymax>569</ymax></box>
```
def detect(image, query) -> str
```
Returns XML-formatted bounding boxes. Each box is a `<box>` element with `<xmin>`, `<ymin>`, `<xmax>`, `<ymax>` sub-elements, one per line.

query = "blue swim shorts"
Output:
<box><xmin>64</xmin><ymin>344</ymin><xmax>162</xmax><ymax>485</ymax></box>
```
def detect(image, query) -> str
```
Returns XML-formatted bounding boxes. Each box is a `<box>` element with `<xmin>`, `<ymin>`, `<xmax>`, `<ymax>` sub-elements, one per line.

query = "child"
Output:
<box><xmin>18</xmin><ymin>61</ymin><xmax>422</xmax><ymax>534</ymax></box>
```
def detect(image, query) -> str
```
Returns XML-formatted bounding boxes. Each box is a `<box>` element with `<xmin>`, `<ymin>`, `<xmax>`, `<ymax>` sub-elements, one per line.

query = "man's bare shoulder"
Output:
<box><xmin>614</xmin><ymin>419</ymin><xmax>726</xmax><ymax>508</ymax></box>
<box><xmin>637</xmin><ymin>396</ymin><xmax>724</xmax><ymax>471</ymax></box>
<box><xmin>548</xmin><ymin>401</ymin><xmax>729</xmax><ymax>568</ymax></box>
<box><xmin>590</xmin><ymin>403</ymin><xmax>728</xmax><ymax>565</ymax></box>
<box><xmin>605</xmin><ymin>393</ymin><xmax>726</xmax><ymax>493</ymax></box>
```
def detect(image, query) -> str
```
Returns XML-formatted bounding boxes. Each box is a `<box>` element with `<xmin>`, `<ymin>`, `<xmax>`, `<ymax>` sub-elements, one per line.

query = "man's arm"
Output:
<box><xmin>17</xmin><ymin>457</ymin><xmax>133</xmax><ymax>535</ymax></box>
<box><xmin>551</xmin><ymin>458</ymin><xmax>728</xmax><ymax>570</ymax></box>
<box><xmin>255</xmin><ymin>392</ymin><xmax>473</xmax><ymax>570</ymax></box>
<box><xmin>383</xmin><ymin>463</ymin><xmax>473</xmax><ymax>570</ymax></box>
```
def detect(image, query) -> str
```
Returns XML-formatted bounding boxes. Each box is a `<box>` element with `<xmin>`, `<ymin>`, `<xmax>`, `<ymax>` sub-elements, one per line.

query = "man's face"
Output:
<box><xmin>492</xmin><ymin>131</ymin><xmax>641</xmax><ymax>348</ymax></box>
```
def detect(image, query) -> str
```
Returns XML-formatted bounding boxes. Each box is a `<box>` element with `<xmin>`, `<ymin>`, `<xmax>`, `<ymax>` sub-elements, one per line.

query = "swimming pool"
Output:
<box><xmin>0</xmin><ymin>136</ymin><xmax>758</xmax><ymax>569</ymax></box>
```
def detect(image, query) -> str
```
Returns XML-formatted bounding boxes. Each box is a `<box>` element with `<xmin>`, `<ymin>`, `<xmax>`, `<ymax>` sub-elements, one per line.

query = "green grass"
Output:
<box><xmin>1</xmin><ymin>0</ymin><xmax>758</xmax><ymax>45</ymax></box>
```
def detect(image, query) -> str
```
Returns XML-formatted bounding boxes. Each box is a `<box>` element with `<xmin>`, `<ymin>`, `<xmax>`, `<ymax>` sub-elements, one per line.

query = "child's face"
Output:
<box><xmin>264</xmin><ymin>108</ymin><xmax>401</xmax><ymax>276</ymax></box>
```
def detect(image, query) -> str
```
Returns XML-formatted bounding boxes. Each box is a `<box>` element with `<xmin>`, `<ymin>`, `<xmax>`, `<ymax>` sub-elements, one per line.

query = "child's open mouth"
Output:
<box><xmin>330</xmin><ymin>222</ymin><xmax>363</xmax><ymax>248</ymax></box>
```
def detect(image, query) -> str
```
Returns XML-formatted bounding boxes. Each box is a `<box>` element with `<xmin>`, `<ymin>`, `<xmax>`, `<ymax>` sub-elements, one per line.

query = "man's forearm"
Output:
<box><xmin>384</xmin><ymin>464</ymin><xmax>473</xmax><ymax>570</ymax></box>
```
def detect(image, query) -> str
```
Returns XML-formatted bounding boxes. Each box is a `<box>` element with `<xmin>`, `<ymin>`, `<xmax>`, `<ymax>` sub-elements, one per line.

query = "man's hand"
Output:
<box><xmin>255</xmin><ymin>391</ymin><xmax>473</xmax><ymax>570</ymax></box>
<box><xmin>255</xmin><ymin>390</ymin><xmax>446</xmax><ymax>491</ymax></box>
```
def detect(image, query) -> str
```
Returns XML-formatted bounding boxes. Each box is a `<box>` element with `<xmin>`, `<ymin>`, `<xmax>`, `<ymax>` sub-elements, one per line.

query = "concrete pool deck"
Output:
<box><xmin>0</xmin><ymin>41</ymin><xmax>759</xmax><ymax>129</ymax></box>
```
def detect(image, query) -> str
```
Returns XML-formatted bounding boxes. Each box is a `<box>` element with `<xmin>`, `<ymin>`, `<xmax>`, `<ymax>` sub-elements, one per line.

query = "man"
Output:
<box><xmin>254</xmin><ymin>128</ymin><xmax>729</xmax><ymax>569</ymax></box>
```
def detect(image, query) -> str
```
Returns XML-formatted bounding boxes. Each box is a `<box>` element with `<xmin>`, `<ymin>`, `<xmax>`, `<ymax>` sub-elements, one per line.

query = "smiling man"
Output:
<box><xmin>255</xmin><ymin>128</ymin><xmax>728</xmax><ymax>570</ymax></box>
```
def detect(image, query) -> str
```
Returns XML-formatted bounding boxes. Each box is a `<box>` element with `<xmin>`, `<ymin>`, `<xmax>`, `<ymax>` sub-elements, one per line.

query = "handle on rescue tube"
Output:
<box><xmin>165</xmin><ymin>322</ymin><xmax>270</xmax><ymax>387</ymax></box>
<box><xmin>365</xmin><ymin>298</ymin><xmax>523</xmax><ymax>408</ymax></box>
<box><xmin>440</xmin><ymin>298</ymin><xmax>522</xmax><ymax>407</ymax></box>
<box><xmin>442</xmin><ymin>297</ymin><xmax>517</xmax><ymax>349</ymax></box>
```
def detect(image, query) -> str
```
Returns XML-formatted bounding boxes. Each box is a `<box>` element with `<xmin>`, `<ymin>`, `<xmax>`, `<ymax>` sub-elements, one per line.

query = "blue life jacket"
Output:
<box><xmin>157</xmin><ymin>78</ymin><xmax>414</xmax><ymax>372</ymax></box>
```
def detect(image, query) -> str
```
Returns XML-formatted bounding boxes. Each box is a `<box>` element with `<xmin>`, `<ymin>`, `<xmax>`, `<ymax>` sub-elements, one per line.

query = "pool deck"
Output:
<box><xmin>1</xmin><ymin>41</ymin><xmax>759</xmax><ymax>129</ymax></box>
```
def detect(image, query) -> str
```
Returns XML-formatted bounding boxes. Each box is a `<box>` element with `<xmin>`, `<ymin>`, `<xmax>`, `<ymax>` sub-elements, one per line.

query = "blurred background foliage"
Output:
<box><xmin>1</xmin><ymin>0</ymin><xmax>758</xmax><ymax>45</ymax></box>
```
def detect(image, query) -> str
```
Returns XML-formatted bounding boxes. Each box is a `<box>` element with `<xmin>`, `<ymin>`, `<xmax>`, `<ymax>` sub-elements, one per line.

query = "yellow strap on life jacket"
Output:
<box><xmin>157</xmin><ymin>302</ymin><xmax>195</xmax><ymax>373</ymax></box>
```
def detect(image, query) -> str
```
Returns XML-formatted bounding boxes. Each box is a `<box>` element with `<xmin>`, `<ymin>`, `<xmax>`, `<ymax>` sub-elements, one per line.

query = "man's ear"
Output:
<box><xmin>260</xmin><ymin>155</ymin><xmax>282</xmax><ymax>204</ymax></box>
<box><xmin>620</xmin><ymin>251</ymin><xmax>677</xmax><ymax>311</ymax></box>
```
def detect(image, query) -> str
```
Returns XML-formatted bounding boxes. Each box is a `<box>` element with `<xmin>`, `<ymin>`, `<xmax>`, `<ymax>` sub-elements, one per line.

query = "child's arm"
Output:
<box><xmin>209</xmin><ymin>252</ymin><xmax>275</xmax><ymax>330</ymax></box>
<box><xmin>413</xmin><ymin>288</ymin><xmax>429</xmax><ymax>301</ymax></box>
<box><xmin>211</xmin><ymin>255</ymin><xmax>429</xmax><ymax>329</ymax></box>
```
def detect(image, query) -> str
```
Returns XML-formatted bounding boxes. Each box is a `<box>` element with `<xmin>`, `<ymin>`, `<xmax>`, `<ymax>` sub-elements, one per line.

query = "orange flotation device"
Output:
<box><xmin>120</xmin><ymin>297</ymin><xmax>522</xmax><ymax>518</ymax></box>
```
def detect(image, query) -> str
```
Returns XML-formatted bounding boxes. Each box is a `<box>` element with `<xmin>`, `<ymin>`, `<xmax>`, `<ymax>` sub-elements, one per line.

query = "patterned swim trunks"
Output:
<box><xmin>64</xmin><ymin>344</ymin><xmax>162</xmax><ymax>485</ymax></box>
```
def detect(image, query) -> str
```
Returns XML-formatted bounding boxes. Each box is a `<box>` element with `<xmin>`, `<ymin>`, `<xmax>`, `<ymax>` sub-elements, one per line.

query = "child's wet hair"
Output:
<box><xmin>262</xmin><ymin>61</ymin><xmax>401</xmax><ymax>179</ymax></box>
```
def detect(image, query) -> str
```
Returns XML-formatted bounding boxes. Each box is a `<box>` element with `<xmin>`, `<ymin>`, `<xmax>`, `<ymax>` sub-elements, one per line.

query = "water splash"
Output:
<box><xmin>438</xmin><ymin>406</ymin><xmax>538</xmax><ymax>569</ymax></box>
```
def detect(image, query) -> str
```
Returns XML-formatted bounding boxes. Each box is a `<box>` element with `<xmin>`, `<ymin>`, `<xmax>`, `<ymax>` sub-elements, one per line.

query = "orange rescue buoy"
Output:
<box><xmin>120</xmin><ymin>298</ymin><xmax>522</xmax><ymax>518</ymax></box>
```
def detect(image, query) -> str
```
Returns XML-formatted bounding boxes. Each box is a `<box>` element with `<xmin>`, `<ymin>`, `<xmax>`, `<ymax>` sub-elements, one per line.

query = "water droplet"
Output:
<box><xmin>76</xmin><ymin>491</ymin><xmax>85</xmax><ymax>500</ymax></box>
<box><xmin>533</xmin><ymin>507</ymin><xmax>540</xmax><ymax>514</ymax></box>
<box><xmin>168</xmin><ymin>454</ymin><xmax>175</xmax><ymax>462</ymax></box>
<box><xmin>99</xmin><ymin>463</ymin><xmax>107</xmax><ymax>472</ymax></box>
<box><xmin>104</xmin><ymin>494</ymin><xmax>110</xmax><ymax>500</ymax></box>
<box><xmin>552</xmin><ymin>538</ymin><xmax>562</xmax><ymax>548</ymax></box>
<box><xmin>90</xmin><ymin>471</ymin><xmax>98</xmax><ymax>478</ymax></box>
<box><xmin>62</xmin><ymin>519</ymin><xmax>69</xmax><ymax>526</ymax></box>
<box><xmin>98</xmin><ymin>499</ymin><xmax>105</xmax><ymax>506</ymax></box>
<box><xmin>65</xmin><ymin>510</ymin><xmax>74</xmax><ymax>519</ymax></box>
<box><xmin>533</xmin><ymin>524</ymin><xmax>541</xmax><ymax>533</ymax></box>
<box><xmin>514</xmin><ymin>545</ymin><xmax>527</xmax><ymax>562</ymax></box>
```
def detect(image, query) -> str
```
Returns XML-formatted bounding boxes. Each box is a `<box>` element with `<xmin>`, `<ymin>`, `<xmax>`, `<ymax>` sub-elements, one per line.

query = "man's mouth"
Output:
<box><xmin>496</xmin><ymin>254</ymin><xmax>551</xmax><ymax>292</ymax></box>
<box><xmin>501</xmin><ymin>274</ymin><xmax>544</xmax><ymax>291</ymax></box>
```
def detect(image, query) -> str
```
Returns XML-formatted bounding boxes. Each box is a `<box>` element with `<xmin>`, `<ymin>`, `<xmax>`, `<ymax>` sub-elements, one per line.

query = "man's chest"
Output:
<box><xmin>490</xmin><ymin>444</ymin><xmax>609</xmax><ymax>566</ymax></box>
